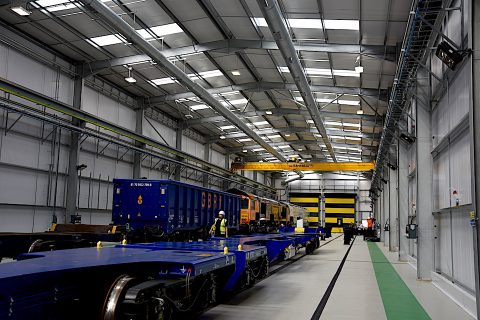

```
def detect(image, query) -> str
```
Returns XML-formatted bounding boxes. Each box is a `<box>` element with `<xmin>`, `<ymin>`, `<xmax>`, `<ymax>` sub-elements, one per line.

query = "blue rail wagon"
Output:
<box><xmin>112</xmin><ymin>179</ymin><xmax>241</xmax><ymax>238</ymax></box>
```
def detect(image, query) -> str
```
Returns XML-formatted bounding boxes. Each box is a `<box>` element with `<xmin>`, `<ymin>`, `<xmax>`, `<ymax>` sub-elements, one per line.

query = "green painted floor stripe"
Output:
<box><xmin>367</xmin><ymin>242</ymin><xmax>431</xmax><ymax>320</ymax></box>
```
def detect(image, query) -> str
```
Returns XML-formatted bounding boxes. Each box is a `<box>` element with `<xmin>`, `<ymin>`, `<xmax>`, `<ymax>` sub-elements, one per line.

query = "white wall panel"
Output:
<box><xmin>452</xmin><ymin>211</ymin><xmax>475</xmax><ymax>291</ymax></box>
<box><xmin>433</xmin><ymin>150</ymin><xmax>450</xmax><ymax>210</ymax></box>
<box><xmin>211</xmin><ymin>149</ymin><xmax>226</xmax><ymax>168</ymax></box>
<box><xmin>142</xmin><ymin>118</ymin><xmax>176</xmax><ymax>146</ymax></box>
<box><xmin>438</xmin><ymin>214</ymin><xmax>453</xmax><ymax>277</ymax></box>
<box><xmin>182</xmin><ymin>136</ymin><xmax>204</xmax><ymax>159</ymax></box>
<box><xmin>449</xmin><ymin>132</ymin><xmax>471</xmax><ymax>206</ymax></box>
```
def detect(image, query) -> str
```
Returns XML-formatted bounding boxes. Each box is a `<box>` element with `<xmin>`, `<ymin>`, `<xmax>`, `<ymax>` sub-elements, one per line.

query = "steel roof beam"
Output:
<box><xmin>256</xmin><ymin>0</ymin><xmax>336</xmax><ymax>160</ymax></box>
<box><xmin>78</xmin><ymin>0</ymin><xmax>299</xmax><ymax>174</ymax></box>
<box><xmin>180</xmin><ymin>109</ymin><xmax>382</xmax><ymax>128</ymax></box>
<box><xmin>226</xmin><ymin>141</ymin><xmax>377</xmax><ymax>153</ymax></box>
<box><xmin>208</xmin><ymin>127</ymin><xmax>374</xmax><ymax>142</ymax></box>
<box><xmin>149</xmin><ymin>82</ymin><xmax>388</xmax><ymax>103</ymax></box>
<box><xmin>82</xmin><ymin>39</ymin><xmax>396</xmax><ymax>76</ymax></box>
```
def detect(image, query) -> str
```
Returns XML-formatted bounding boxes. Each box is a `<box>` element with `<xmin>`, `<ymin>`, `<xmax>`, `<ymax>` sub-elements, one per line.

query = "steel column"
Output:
<box><xmin>133</xmin><ymin>101</ymin><xmax>144</xmax><ymax>179</ymax></box>
<box><xmin>384</xmin><ymin>170</ymin><xmax>390</xmax><ymax>247</ymax></box>
<box><xmin>65</xmin><ymin>69</ymin><xmax>83</xmax><ymax>220</ymax></box>
<box><xmin>416</xmin><ymin>67</ymin><xmax>434</xmax><ymax>280</ymax></box>
<box><xmin>174</xmin><ymin>129</ymin><xmax>183</xmax><ymax>181</ymax></box>
<box><xmin>469</xmin><ymin>0</ymin><xmax>480</xmax><ymax>315</ymax></box>
<box><xmin>389</xmin><ymin>165</ymin><xmax>399</xmax><ymax>252</ymax></box>
<box><xmin>398</xmin><ymin>139</ymin><xmax>409</xmax><ymax>261</ymax></box>
<box><xmin>203</xmin><ymin>143</ymin><xmax>210</xmax><ymax>188</ymax></box>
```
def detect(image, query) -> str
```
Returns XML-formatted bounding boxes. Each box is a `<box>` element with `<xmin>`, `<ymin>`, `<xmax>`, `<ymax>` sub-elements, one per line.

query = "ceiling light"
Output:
<box><xmin>298</xmin><ymin>148</ymin><xmax>303</xmax><ymax>151</ymax></box>
<box><xmin>190</xmin><ymin>104</ymin><xmax>209</xmax><ymax>111</ymax></box>
<box><xmin>220</xmin><ymin>125</ymin><xmax>236</xmax><ymax>130</ymax></box>
<box><xmin>221</xmin><ymin>98</ymin><xmax>248</xmax><ymax>106</ymax></box>
<box><xmin>267</xmin><ymin>135</ymin><xmax>282</xmax><ymax>139</ymax></box>
<box><xmin>243</xmin><ymin>150</ymin><xmax>248</xmax><ymax>153</ymax></box>
<box><xmin>435</xmin><ymin>41</ymin><xmax>463</xmax><ymax>70</ymax></box>
<box><xmin>284</xmin><ymin>133</ymin><xmax>291</xmax><ymax>137</ymax></box>
<box><xmin>357</xmin><ymin>107</ymin><xmax>364</xmax><ymax>115</ymax></box>
<box><xmin>253</xmin><ymin>121</ymin><xmax>269</xmax><ymax>126</ymax></box>
<box><xmin>278</xmin><ymin>145</ymin><xmax>291</xmax><ymax>149</ymax></box>
<box><xmin>231</xmin><ymin>70</ymin><xmax>241</xmax><ymax>76</ymax></box>
<box><xmin>306</xmin><ymin>119</ymin><xmax>314</xmax><ymax>124</ymax></box>
<box><xmin>355</xmin><ymin>66</ymin><xmax>364</xmax><ymax>73</ymax></box>
<box><xmin>265</xmin><ymin>110</ymin><xmax>273</xmax><ymax>115</ymax></box>
<box><xmin>151</xmin><ymin>69</ymin><xmax>223</xmax><ymax>86</ymax></box>
<box><xmin>219</xmin><ymin>135</ymin><xmax>226</xmax><ymax>139</ymax></box>
<box><xmin>253</xmin><ymin>148</ymin><xmax>265</xmax><ymax>152</ymax></box>
<box><xmin>346</xmin><ymin>137</ymin><xmax>361</xmax><ymax>141</ymax></box>
<box><xmin>124</xmin><ymin>67</ymin><xmax>136</xmax><ymax>83</ymax></box>
<box><xmin>330</xmin><ymin>135</ymin><xmax>345</xmax><ymax>139</ymax></box>
<box><xmin>11</xmin><ymin>6</ymin><xmax>32</xmax><ymax>15</ymax></box>
<box><xmin>238</xmin><ymin>138</ymin><xmax>252</xmax><ymax>142</ymax></box>
<box><xmin>151</xmin><ymin>77</ymin><xmax>176</xmax><ymax>85</ymax></box>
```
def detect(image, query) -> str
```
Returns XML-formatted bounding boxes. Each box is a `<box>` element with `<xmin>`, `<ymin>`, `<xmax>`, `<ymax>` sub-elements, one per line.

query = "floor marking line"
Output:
<box><xmin>310</xmin><ymin>235</ymin><xmax>356</xmax><ymax>320</ymax></box>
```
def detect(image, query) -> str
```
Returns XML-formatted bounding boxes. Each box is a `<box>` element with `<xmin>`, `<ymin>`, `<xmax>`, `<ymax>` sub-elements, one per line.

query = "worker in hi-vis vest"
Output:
<box><xmin>210</xmin><ymin>211</ymin><xmax>228</xmax><ymax>238</ymax></box>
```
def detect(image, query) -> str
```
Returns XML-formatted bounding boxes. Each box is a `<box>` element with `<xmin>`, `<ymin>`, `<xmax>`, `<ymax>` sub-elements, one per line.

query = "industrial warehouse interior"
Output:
<box><xmin>0</xmin><ymin>0</ymin><xmax>479</xmax><ymax>319</ymax></box>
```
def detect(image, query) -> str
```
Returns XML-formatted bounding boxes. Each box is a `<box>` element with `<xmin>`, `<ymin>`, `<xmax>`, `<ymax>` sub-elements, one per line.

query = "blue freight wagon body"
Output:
<box><xmin>112</xmin><ymin>179</ymin><xmax>241</xmax><ymax>234</ymax></box>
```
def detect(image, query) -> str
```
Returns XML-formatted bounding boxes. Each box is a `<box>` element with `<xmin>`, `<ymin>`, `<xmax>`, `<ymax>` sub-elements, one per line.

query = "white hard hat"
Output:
<box><xmin>218</xmin><ymin>211</ymin><xmax>225</xmax><ymax>216</ymax></box>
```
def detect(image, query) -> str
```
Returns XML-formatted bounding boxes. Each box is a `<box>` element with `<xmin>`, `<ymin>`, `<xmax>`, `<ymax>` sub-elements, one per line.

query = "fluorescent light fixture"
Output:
<box><xmin>333</xmin><ymin>70</ymin><xmax>361</xmax><ymax>77</ymax></box>
<box><xmin>284</xmin><ymin>133</ymin><xmax>291</xmax><ymax>137</ymax></box>
<box><xmin>267</xmin><ymin>135</ymin><xmax>282</xmax><ymax>139</ymax></box>
<box><xmin>242</xmin><ymin>150</ymin><xmax>248</xmax><ymax>153</ymax></box>
<box><xmin>90</xmin><ymin>34</ymin><xmax>126</xmax><ymax>46</ymax></box>
<box><xmin>238</xmin><ymin>138</ymin><xmax>252</xmax><ymax>142</ymax></box>
<box><xmin>11</xmin><ymin>6</ymin><xmax>31</xmax><ymax>15</ymax></box>
<box><xmin>278</xmin><ymin>145</ymin><xmax>291</xmax><ymax>149</ymax></box>
<box><xmin>330</xmin><ymin>135</ymin><xmax>345</xmax><ymax>139</ymax></box>
<box><xmin>214</xmin><ymin>91</ymin><xmax>239</xmax><ymax>97</ymax></box>
<box><xmin>355</xmin><ymin>66</ymin><xmax>364</xmax><ymax>73</ymax></box>
<box><xmin>306</xmin><ymin>119</ymin><xmax>314</xmax><ymax>124</ymax></box>
<box><xmin>220</xmin><ymin>125</ymin><xmax>236</xmax><ymax>130</ymax></box>
<box><xmin>231</xmin><ymin>70</ymin><xmax>241</xmax><ymax>76</ymax></box>
<box><xmin>280</xmin><ymin>66</ymin><xmax>359</xmax><ymax>78</ymax></box>
<box><xmin>264</xmin><ymin>157</ymin><xmax>277</xmax><ymax>160</ymax></box>
<box><xmin>253</xmin><ymin>148</ymin><xmax>265</xmax><ymax>152</ymax></box>
<box><xmin>124</xmin><ymin>77</ymin><xmax>136</xmax><ymax>83</ymax></box>
<box><xmin>295</xmin><ymin>96</ymin><xmax>359</xmax><ymax>105</ymax></box>
<box><xmin>253</xmin><ymin>18</ymin><xmax>359</xmax><ymax>31</ymax></box>
<box><xmin>346</xmin><ymin>137</ymin><xmax>361</xmax><ymax>141</ymax></box>
<box><xmin>219</xmin><ymin>135</ymin><xmax>226</xmax><ymax>139</ymax></box>
<box><xmin>190</xmin><ymin>104</ymin><xmax>209</xmax><ymax>111</ymax></box>
<box><xmin>325</xmin><ymin>121</ymin><xmax>360</xmax><ymax>127</ymax></box>
<box><xmin>356</xmin><ymin>108</ymin><xmax>364</xmax><ymax>115</ymax></box>
<box><xmin>265</xmin><ymin>110</ymin><xmax>273</xmax><ymax>115</ymax></box>
<box><xmin>252</xmin><ymin>121</ymin><xmax>269</xmax><ymax>126</ymax></box>
<box><xmin>298</xmin><ymin>148</ymin><xmax>303</xmax><ymax>151</ymax></box>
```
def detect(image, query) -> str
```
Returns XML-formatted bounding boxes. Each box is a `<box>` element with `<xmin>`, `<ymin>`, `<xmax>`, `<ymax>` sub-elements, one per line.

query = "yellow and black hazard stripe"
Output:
<box><xmin>289</xmin><ymin>193</ymin><xmax>320</xmax><ymax>226</ymax></box>
<box><xmin>324</xmin><ymin>193</ymin><xmax>356</xmax><ymax>233</ymax></box>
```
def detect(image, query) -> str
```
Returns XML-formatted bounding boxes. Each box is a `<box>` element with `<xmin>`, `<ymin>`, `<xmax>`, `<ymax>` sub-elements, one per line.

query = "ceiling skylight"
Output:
<box><xmin>90</xmin><ymin>34</ymin><xmax>125</xmax><ymax>47</ymax></box>
<box><xmin>252</xmin><ymin>121</ymin><xmax>269</xmax><ymax>126</ymax></box>
<box><xmin>295</xmin><ymin>97</ymin><xmax>360</xmax><ymax>105</ymax></box>
<box><xmin>253</xmin><ymin>18</ymin><xmax>359</xmax><ymax>31</ymax></box>
<box><xmin>279</xmin><ymin>67</ymin><xmax>360</xmax><ymax>78</ymax></box>
<box><xmin>151</xmin><ymin>69</ymin><xmax>223</xmax><ymax>86</ymax></box>
<box><xmin>190</xmin><ymin>104</ymin><xmax>209</xmax><ymax>111</ymax></box>
<box><xmin>89</xmin><ymin>23</ymin><xmax>182</xmax><ymax>47</ymax></box>
<box><xmin>219</xmin><ymin>125</ymin><xmax>236</xmax><ymax>130</ymax></box>
<box><xmin>238</xmin><ymin>138</ymin><xmax>252</xmax><ymax>142</ymax></box>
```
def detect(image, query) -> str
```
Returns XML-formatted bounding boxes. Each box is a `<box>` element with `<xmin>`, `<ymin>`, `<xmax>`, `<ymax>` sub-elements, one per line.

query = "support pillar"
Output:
<box><xmin>383</xmin><ymin>169</ymin><xmax>390</xmax><ymax>247</ymax></box>
<box><xmin>416</xmin><ymin>67</ymin><xmax>434</xmax><ymax>280</ymax></box>
<box><xmin>203</xmin><ymin>143</ymin><xmax>210</xmax><ymax>188</ymax></box>
<box><xmin>223</xmin><ymin>154</ymin><xmax>230</xmax><ymax>190</ymax></box>
<box><xmin>398</xmin><ymin>139</ymin><xmax>409</xmax><ymax>261</ymax></box>
<box><xmin>133</xmin><ymin>100</ymin><xmax>144</xmax><ymax>179</ymax></box>
<box><xmin>174</xmin><ymin>129</ymin><xmax>183</xmax><ymax>181</ymax></box>
<box><xmin>469</xmin><ymin>0</ymin><xmax>480</xmax><ymax>315</ymax></box>
<box><xmin>389</xmin><ymin>164</ymin><xmax>399</xmax><ymax>252</ymax></box>
<box><xmin>65</xmin><ymin>69</ymin><xmax>83</xmax><ymax>220</ymax></box>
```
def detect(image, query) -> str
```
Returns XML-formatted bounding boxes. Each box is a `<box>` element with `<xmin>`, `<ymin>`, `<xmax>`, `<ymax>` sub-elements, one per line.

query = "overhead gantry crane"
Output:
<box><xmin>230</xmin><ymin>161</ymin><xmax>375</xmax><ymax>172</ymax></box>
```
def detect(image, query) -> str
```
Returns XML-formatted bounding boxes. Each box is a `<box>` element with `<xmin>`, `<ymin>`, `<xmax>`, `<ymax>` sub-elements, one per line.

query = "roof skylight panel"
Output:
<box><xmin>253</xmin><ymin>18</ymin><xmax>359</xmax><ymax>31</ymax></box>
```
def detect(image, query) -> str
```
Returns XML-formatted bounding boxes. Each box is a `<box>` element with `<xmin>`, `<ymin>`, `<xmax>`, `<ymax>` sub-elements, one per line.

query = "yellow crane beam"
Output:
<box><xmin>231</xmin><ymin>161</ymin><xmax>375</xmax><ymax>172</ymax></box>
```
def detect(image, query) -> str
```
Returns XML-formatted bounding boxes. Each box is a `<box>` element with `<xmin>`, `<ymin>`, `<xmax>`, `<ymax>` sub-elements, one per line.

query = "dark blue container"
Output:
<box><xmin>112</xmin><ymin>179</ymin><xmax>241</xmax><ymax>234</ymax></box>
